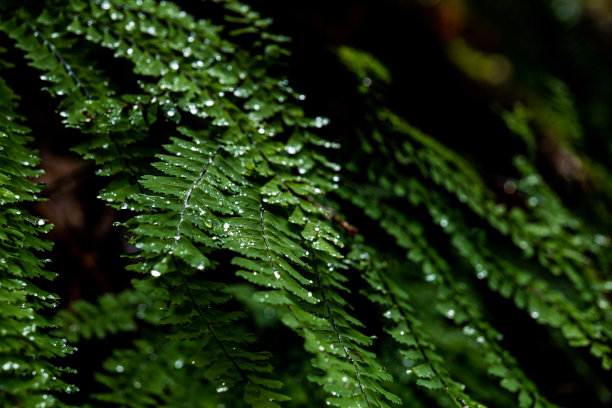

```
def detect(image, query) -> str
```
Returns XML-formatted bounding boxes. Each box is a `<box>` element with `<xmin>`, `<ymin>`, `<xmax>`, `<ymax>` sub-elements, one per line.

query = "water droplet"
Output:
<box><xmin>440</xmin><ymin>218</ymin><xmax>448</xmax><ymax>228</ymax></box>
<box><xmin>151</xmin><ymin>270</ymin><xmax>161</xmax><ymax>277</ymax></box>
<box><xmin>594</xmin><ymin>234</ymin><xmax>607</xmax><ymax>246</ymax></box>
<box><xmin>204</xmin><ymin>99</ymin><xmax>214</xmax><ymax>107</ymax></box>
<box><xmin>101</xmin><ymin>0</ymin><xmax>111</xmax><ymax>10</ymax></box>
<box><xmin>314</xmin><ymin>116</ymin><xmax>327</xmax><ymax>128</ymax></box>
<box><xmin>115</xmin><ymin>365</ymin><xmax>124</xmax><ymax>373</ymax></box>
<box><xmin>37</xmin><ymin>219</ymin><xmax>45</xmax><ymax>226</ymax></box>
<box><xmin>174</xmin><ymin>359</ymin><xmax>184</xmax><ymax>369</ymax></box>
<box><xmin>169</xmin><ymin>60</ymin><xmax>180</xmax><ymax>70</ymax></box>
<box><xmin>503</xmin><ymin>180</ymin><xmax>517</xmax><ymax>194</ymax></box>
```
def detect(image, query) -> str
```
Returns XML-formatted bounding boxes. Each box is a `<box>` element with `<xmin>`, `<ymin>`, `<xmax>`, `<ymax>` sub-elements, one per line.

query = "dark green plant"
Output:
<box><xmin>0</xmin><ymin>1</ymin><xmax>610</xmax><ymax>407</ymax></box>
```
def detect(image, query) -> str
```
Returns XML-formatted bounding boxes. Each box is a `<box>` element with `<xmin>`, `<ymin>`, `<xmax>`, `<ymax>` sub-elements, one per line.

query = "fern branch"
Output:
<box><xmin>174</xmin><ymin>146</ymin><xmax>221</xmax><ymax>245</ymax></box>
<box><xmin>25</xmin><ymin>22</ymin><xmax>92</xmax><ymax>99</ymax></box>
<box><xmin>0</xmin><ymin>65</ymin><xmax>75</xmax><ymax>407</ymax></box>
<box><xmin>67</xmin><ymin>3</ymin><xmax>399</xmax><ymax>403</ymax></box>
<box><xmin>375</xmin><ymin>267</ymin><xmax>479</xmax><ymax>408</ymax></box>
<box><xmin>171</xmin><ymin>256</ymin><xmax>249</xmax><ymax>382</ymax></box>
<box><xmin>314</xmin><ymin>252</ymin><xmax>370</xmax><ymax>406</ymax></box>
<box><xmin>411</xmin><ymin>179</ymin><xmax>612</xmax><ymax>368</ymax></box>
<box><xmin>260</xmin><ymin>204</ymin><xmax>282</xmax><ymax>280</ymax></box>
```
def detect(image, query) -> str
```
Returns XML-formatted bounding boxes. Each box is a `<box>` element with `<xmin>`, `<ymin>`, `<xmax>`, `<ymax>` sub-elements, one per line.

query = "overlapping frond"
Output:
<box><xmin>1</xmin><ymin>1</ymin><xmax>401</xmax><ymax>405</ymax></box>
<box><xmin>0</xmin><ymin>61</ymin><xmax>75</xmax><ymax>407</ymax></box>
<box><xmin>334</xmin><ymin>45</ymin><xmax>611</xmax><ymax>407</ymax></box>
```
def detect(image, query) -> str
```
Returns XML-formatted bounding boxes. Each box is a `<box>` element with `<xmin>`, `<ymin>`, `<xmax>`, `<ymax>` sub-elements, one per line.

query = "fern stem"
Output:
<box><xmin>25</xmin><ymin>22</ymin><xmax>92</xmax><ymax>100</ymax></box>
<box><xmin>259</xmin><ymin>204</ymin><xmax>281</xmax><ymax>280</ymax></box>
<box><xmin>166</xmin><ymin>145</ymin><xmax>256</xmax><ymax>382</ymax></box>
<box><xmin>173</xmin><ymin>146</ymin><xmax>220</xmax><ymax>247</ymax></box>
<box><xmin>376</xmin><ymin>269</ymin><xmax>467</xmax><ymax>408</ymax></box>
<box><xmin>314</xmin><ymin>252</ymin><xmax>371</xmax><ymax>407</ymax></box>
<box><xmin>81</xmin><ymin>7</ymin><xmax>358</xmax><ymax>238</ymax></box>
<box><xmin>171</xmin><ymin>256</ymin><xmax>250</xmax><ymax>383</ymax></box>
<box><xmin>21</xmin><ymin>16</ymin><xmax>145</xmax><ymax>194</ymax></box>
<box><xmin>438</xmin><ymin>268</ymin><xmax>549</xmax><ymax>406</ymax></box>
<box><xmin>422</xmin><ymin>188</ymin><xmax>610</xmax><ymax>350</ymax></box>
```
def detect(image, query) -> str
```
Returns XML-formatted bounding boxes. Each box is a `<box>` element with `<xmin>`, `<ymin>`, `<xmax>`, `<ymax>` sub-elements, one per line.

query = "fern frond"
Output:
<box><xmin>56</xmin><ymin>289</ymin><xmax>160</xmax><ymax>343</ymax></box>
<box><xmin>353</xmin><ymin>247</ymin><xmax>485</xmax><ymax>408</ymax></box>
<box><xmin>340</xmin><ymin>182</ymin><xmax>557</xmax><ymax>407</ymax></box>
<box><xmin>379</xmin><ymin>108</ymin><xmax>610</xmax><ymax>311</ymax></box>
<box><xmin>23</xmin><ymin>1</ymin><xmax>402</xmax><ymax>405</ymax></box>
<box><xmin>94</xmin><ymin>334</ymin><xmax>233</xmax><ymax>407</ymax></box>
<box><xmin>0</xmin><ymin>64</ymin><xmax>75</xmax><ymax>407</ymax></box>
<box><xmin>335</xmin><ymin>48</ymin><xmax>611</xmax><ymax>372</ymax></box>
<box><xmin>416</xmin><ymin>182</ymin><xmax>612</xmax><ymax>369</ymax></box>
<box><xmin>0</xmin><ymin>7</ymin><xmax>154</xmax><ymax>210</ymax></box>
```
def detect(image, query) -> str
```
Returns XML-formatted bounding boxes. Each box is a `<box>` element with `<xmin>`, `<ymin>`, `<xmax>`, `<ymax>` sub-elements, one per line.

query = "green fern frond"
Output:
<box><xmin>353</xmin><ymin>246</ymin><xmax>485</xmax><ymax>408</ymax></box>
<box><xmin>56</xmin><ymin>289</ymin><xmax>160</xmax><ymax>343</ymax></box>
<box><xmin>0</xmin><ymin>64</ymin><xmax>75</xmax><ymax>407</ymax></box>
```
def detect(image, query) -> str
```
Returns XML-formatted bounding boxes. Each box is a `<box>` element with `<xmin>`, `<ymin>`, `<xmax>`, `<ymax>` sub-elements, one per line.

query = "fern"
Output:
<box><xmin>0</xmin><ymin>1</ymin><xmax>611</xmax><ymax>408</ymax></box>
<box><xmin>0</xmin><ymin>56</ymin><xmax>75</xmax><ymax>407</ymax></box>
<box><xmin>334</xmin><ymin>45</ymin><xmax>611</xmax><ymax>406</ymax></box>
